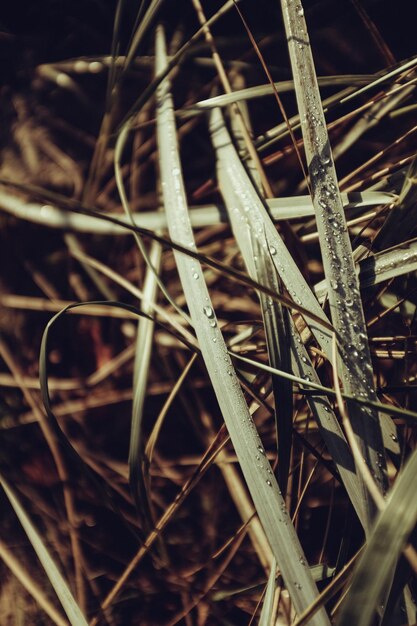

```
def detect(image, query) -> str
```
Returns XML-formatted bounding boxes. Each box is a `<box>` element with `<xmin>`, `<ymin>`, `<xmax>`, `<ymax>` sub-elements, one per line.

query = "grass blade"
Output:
<box><xmin>0</xmin><ymin>474</ymin><xmax>88</xmax><ymax>626</ymax></box>
<box><xmin>0</xmin><ymin>187</ymin><xmax>393</xmax><ymax>233</ymax></box>
<box><xmin>280</xmin><ymin>0</ymin><xmax>389</xmax><ymax>523</ymax></box>
<box><xmin>128</xmin><ymin>239</ymin><xmax>162</xmax><ymax>536</ymax></box>
<box><xmin>0</xmin><ymin>539</ymin><xmax>67</xmax><ymax>626</ymax></box>
<box><xmin>210</xmin><ymin>107</ymin><xmax>367</xmax><ymax>527</ymax></box>
<box><xmin>337</xmin><ymin>449</ymin><xmax>417</xmax><ymax>626</ymax></box>
<box><xmin>184</xmin><ymin>75</ymin><xmax>374</xmax><ymax>113</ymax></box>
<box><xmin>373</xmin><ymin>155</ymin><xmax>417</xmax><ymax>251</ymax></box>
<box><xmin>155</xmin><ymin>24</ymin><xmax>330</xmax><ymax>624</ymax></box>
<box><xmin>226</xmin><ymin>83</ymin><xmax>294</xmax><ymax>493</ymax></box>
<box><xmin>259</xmin><ymin>558</ymin><xmax>278</xmax><ymax>626</ymax></box>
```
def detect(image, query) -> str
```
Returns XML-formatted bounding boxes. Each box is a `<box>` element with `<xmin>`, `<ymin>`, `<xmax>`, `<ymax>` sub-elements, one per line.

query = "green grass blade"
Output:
<box><xmin>210</xmin><ymin>106</ymin><xmax>367</xmax><ymax>527</ymax></box>
<box><xmin>129</xmin><ymin>240</ymin><xmax>162</xmax><ymax>535</ymax></box>
<box><xmin>155</xmin><ymin>24</ymin><xmax>330</xmax><ymax>624</ymax></box>
<box><xmin>259</xmin><ymin>559</ymin><xmax>278</xmax><ymax>626</ymax></box>
<box><xmin>227</xmin><ymin>93</ymin><xmax>294</xmax><ymax>494</ymax></box>
<box><xmin>280</xmin><ymin>0</ymin><xmax>389</xmax><ymax>522</ymax></box>
<box><xmin>184</xmin><ymin>74</ymin><xmax>374</xmax><ymax>114</ymax></box>
<box><xmin>358</xmin><ymin>237</ymin><xmax>417</xmax><ymax>288</ymax></box>
<box><xmin>337</xmin><ymin>448</ymin><xmax>417</xmax><ymax>626</ymax></box>
<box><xmin>209</xmin><ymin>107</ymin><xmax>332</xmax><ymax>358</ymax></box>
<box><xmin>0</xmin><ymin>474</ymin><xmax>88</xmax><ymax>626</ymax></box>
<box><xmin>373</xmin><ymin>155</ymin><xmax>417</xmax><ymax>251</ymax></box>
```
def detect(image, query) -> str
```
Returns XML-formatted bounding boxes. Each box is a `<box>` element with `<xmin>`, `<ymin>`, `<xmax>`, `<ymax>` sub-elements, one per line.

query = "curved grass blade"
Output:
<box><xmin>115</xmin><ymin>121</ymin><xmax>191</xmax><ymax>327</ymax></box>
<box><xmin>337</xmin><ymin>449</ymin><xmax>417</xmax><ymax>626</ymax></box>
<box><xmin>155</xmin><ymin>24</ymin><xmax>330</xmax><ymax>624</ymax></box>
<box><xmin>0</xmin><ymin>474</ymin><xmax>88</xmax><ymax>626</ymax></box>
<box><xmin>209</xmin><ymin>109</ymin><xmax>332</xmax><ymax>355</ymax></box>
<box><xmin>183</xmin><ymin>75</ymin><xmax>374</xmax><ymax>114</ymax></box>
<box><xmin>38</xmin><ymin>300</ymin><xmax>198</xmax><ymax>542</ymax></box>
<box><xmin>228</xmin><ymin>169</ymin><xmax>294</xmax><ymax>494</ymax></box>
<box><xmin>128</xmin><ymin>240</ymin><xmax>162</xmax><ymax>537</ymax></box>
<box><xmin>280</xmin><ymin>0</ymin><xmax>389</xmax><ymax>523</ymax></box>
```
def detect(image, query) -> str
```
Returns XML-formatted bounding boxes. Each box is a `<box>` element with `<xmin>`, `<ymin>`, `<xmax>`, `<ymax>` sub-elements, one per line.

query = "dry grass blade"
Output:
<box><xmin>119</xmin><ymin>0</ymin><xmax>242</xmax><ymax>129</ymax></box>
<box><xmin>280</xmin><ymin>0</ymin><xmax>390</xmax><ymax>523</ymax></box>
<box><xmin>0</xmin><ymin>188</ymin><xmax>393</xmax><ymax>233</ymax></box>
<box><xmin>155</xmin><ymin>24</ymin><xmax>330</xmax><ymax>624</ymax></box>
<box><xmin>337</xmin><ymin>449</ymin><xmax>417</xmax><ymax>626</ymax></box>
<box><xmin>230</xmin><ymin>353</ymin><xmax>417</xmax><ymax>423</ymax></box>
<box><xmin>255</xmin><ymin>55</ymin><xmax>417</xmax><ymax>154</ymax></box>
<box><xmin>0</xmin><ymin>475</ymin><xmax>88</xmax><ymax>626</ymax></box>
<box><xmin>332</xmin><ymin>75</ymin><xmax>415</xmax><ymax>162</ymax></box>
<box><xmin>0</xmin><ymin>539</ymin><xmax>68</xmax><ymax>626</ymax></box>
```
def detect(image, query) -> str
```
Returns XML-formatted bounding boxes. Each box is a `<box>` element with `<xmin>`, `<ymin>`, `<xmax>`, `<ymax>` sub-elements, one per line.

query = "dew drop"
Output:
<box><xmin>203</xmin><ymin>306</ymin><xmax>214</xmax><ymax>318</ymax></box>
<box><xmin>266</xmin><ymin>480</ymin><xmax>272</xmax><ymax>487</ymax></box>
<box><xmin>269</xmin><ymin>246</ymin><xmax>277</xmax><ymax>256</ymax></box>
<box><xmin>296</xmin><ymin>5</ymin><xmax>304</xmax><ymax>17</ymax></box>
<box><xmin>89</xmin><ymin>61</ymin><xmax>102</xmax><ymax>73</ymax></box>
<box><xmin>193</xmin><ymin>272</ymin><xmax>199</xmax><ymax>280</ymax></box>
